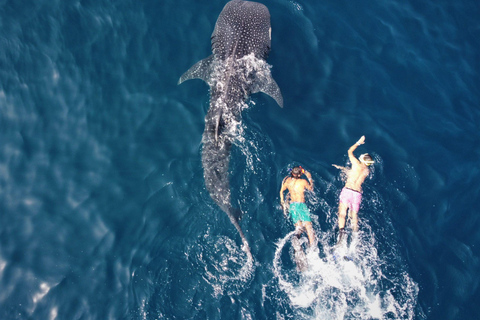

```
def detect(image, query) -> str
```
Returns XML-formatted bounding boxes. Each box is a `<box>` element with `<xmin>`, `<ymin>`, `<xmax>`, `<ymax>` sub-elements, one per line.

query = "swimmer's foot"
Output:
<box><xmin>336</xmin><ymin>228</ymin><xmax>347</xmax><ymax>245</ymax></box>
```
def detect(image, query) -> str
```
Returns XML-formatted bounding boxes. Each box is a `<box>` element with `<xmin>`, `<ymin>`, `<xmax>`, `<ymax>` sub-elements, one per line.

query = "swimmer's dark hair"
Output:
<box><xmin>291</xmin><ymin>166</ymin><xmax>304</xmax><ymax>178</ymax></box>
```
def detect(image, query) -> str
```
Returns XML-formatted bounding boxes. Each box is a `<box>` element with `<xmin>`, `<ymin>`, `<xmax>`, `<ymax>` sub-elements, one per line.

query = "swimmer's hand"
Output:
<box><xmin>356</xmin><ymin>135</ymin><xmax>365</xmax><ymax>145</ymax></box>
<box><xmin>304</xmin><ymin>170</ymin><xmax>312</xmax><ymax>179</ymax></box>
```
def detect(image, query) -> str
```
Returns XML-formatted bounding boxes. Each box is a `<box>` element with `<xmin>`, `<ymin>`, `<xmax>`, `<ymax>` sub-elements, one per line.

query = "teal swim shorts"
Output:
<box><xmin>289</xmin><ymin>202</ymin><xmax>311</xmax><ymax>224</ymax></box>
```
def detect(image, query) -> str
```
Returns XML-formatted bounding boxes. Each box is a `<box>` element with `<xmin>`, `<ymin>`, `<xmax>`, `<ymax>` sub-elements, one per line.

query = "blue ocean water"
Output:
<box><xmin>1</xmin><ymin>0</ymin><xmax>479</xmax><ymax>319</ymax></box>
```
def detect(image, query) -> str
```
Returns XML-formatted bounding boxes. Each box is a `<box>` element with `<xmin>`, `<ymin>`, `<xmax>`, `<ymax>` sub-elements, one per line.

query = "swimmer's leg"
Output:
<box><xmin>292</xmin><ymin>223</ymin><xmax>307</xmax><ymax>271</ymax></box>
<box><xmin>351</xmin><ymin>210</ymin><xmax>359</xmax><ymax>232</ymax></box>
<box><xmin>304</xmin><ymin>221</ymin><xmax>316</xmax><ymax>247</ymax></box>
<box><xmin>294</xmin><ymin>222</ymin><xmax>304</xmax><ymax>237</ymax></box>
<box><xmin>338</xmin><ymin>202</ymin><xmax>348</xmax><ymax>230</ymax></box>
<box><xmin>337</xmin><ymin>227</ymin><xmax>347</xmax><ymax>245</ymax></box>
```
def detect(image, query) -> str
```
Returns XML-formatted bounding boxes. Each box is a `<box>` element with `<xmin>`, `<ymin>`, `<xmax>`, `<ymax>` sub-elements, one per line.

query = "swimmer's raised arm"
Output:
<box><xmin>304</xmin><ymin>170</ymin><xmax>314</xmax><ymax>190</ymax></box>
<box><xmin>348</xmin><ymin>136</ymin><xmax>365</xmax><ymax>164</ymax></box>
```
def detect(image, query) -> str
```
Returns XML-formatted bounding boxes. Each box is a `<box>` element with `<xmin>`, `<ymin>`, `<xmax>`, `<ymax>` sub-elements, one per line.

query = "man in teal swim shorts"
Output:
<box><xmin>280</xmin><ymin>166</ymin><xmax>316</xmax><ymax>247</ymax></box>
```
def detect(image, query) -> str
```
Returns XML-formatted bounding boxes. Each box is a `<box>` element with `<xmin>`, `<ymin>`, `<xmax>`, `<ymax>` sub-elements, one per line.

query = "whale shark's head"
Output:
<box><xmin>211</xmin><ymin>0</ymin><xmax>272</xmax><ymax>61</ymax></box>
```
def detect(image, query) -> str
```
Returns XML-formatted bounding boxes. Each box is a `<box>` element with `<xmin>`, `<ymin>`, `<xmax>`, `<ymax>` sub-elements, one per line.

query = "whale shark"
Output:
<box><xmin>179</xmin><ymin>0</ymin><xmax>283</xmax><ymax>260</ymax></box>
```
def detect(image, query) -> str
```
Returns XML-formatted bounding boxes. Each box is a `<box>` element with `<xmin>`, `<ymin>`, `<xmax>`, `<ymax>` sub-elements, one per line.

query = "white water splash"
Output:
<box><xmin>273</xmin><ymin>228</ymin><xmax>418</xmax><ymax>319</ymax></box>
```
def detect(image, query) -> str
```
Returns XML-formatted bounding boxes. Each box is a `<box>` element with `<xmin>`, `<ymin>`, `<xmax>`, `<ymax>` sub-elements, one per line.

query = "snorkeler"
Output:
<box><xmin>280</xmin><ymin>166</ymin><xmax>316</xmax><ymax>247</ymax></box>
<box><xmin>332</xmin><ymin>136</ymin><xmax>374</xmax><ymax>239</ymax></box>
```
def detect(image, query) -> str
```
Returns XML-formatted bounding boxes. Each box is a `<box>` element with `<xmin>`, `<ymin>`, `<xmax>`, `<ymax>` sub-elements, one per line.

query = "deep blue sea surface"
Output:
<box><xmin>1</xmin><ymin>0</ymin><xmax>479</xmax><ymax>319</ymax></box>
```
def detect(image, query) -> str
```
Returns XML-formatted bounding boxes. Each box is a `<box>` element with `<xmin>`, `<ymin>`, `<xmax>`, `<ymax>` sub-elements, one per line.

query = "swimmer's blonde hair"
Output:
<box><xmin>359</xmin><ymin>154</ymin><xmax>374</xmax><ymax>166</ymax></box>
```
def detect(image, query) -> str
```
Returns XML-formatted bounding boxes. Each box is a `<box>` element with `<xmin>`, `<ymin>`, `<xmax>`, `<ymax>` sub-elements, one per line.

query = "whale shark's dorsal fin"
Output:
<box><xmin>253</xmin><ymin>75</ymin><xmax>284</xmax><ymax>108</ymax></box>
<box><xmin>215</xmin><ymin>110</ymin><xmax>222</xmax><ymax>142</ymax></box>
<box><xmin>178</xmin><ymin>55</ymin><xmax>215</xmax><ymax>85</ymax></box>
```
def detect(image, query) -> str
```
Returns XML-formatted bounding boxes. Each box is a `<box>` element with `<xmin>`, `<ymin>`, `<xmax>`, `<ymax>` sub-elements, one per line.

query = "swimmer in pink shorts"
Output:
<box><xmin>333</xmin><ymin>136</ymin><xmax>374</xmax><ymax>237</ymax></box>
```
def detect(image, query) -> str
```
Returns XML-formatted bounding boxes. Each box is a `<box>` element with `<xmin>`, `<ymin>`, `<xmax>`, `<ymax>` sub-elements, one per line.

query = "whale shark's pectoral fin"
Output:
<box><xmin>254</xmin><ymin>75</ymin><xmax>284</xmax><ymax>108</ymax></box>
<box><xmin>178</xmin><ymin>55</ymin><xmax>215</xmax><ymax>85</ymax></box>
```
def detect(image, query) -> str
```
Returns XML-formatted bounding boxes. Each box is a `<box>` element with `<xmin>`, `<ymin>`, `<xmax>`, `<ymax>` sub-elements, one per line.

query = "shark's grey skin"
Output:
<box><xmin>179</xmin><ymin>0</ymin><xmax>283</xmax><ymax>259</ymax></box>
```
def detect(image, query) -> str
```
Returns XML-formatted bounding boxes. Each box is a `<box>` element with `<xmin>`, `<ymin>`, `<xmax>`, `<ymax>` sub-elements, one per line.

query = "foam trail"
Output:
<box><xmin>273</xmin><ymin>230</ymin><xmax>298</xmax><ymax>293</ymax></box>
<box><xmin>273</xmin><ymin>228</ymin><xmax>418</xmax><ymax>319</ymax></box>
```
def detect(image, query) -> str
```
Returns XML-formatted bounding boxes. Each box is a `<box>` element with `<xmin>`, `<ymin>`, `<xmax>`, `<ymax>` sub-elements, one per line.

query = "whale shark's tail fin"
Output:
<box><xmin>178</xmin><ymin>55</ymin><xmax>214</xmax><ymax>85</ymax></box>
<box><xmin>227</xmin><ymin>207</ymin><xmax>252</xmax><ymax>260</ymax></box>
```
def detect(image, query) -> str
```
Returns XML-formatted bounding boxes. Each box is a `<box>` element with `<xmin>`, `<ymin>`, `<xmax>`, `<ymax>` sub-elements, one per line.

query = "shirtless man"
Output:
<box><xmin>333</xmin><ymin>136</ymin><xmax>374</xmax><ymax>236</ymax></box>
<box><xmin>280</xmin><ymin>166</ymin><xmax>315</xmax><ymax>247</ymax></box>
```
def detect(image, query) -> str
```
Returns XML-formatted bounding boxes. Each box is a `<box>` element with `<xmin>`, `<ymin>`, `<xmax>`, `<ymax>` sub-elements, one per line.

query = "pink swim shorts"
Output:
<box><xmin>339</xmin><ymin>187</ymin><xmax>362</xmax><ymax>212</ymax></box>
